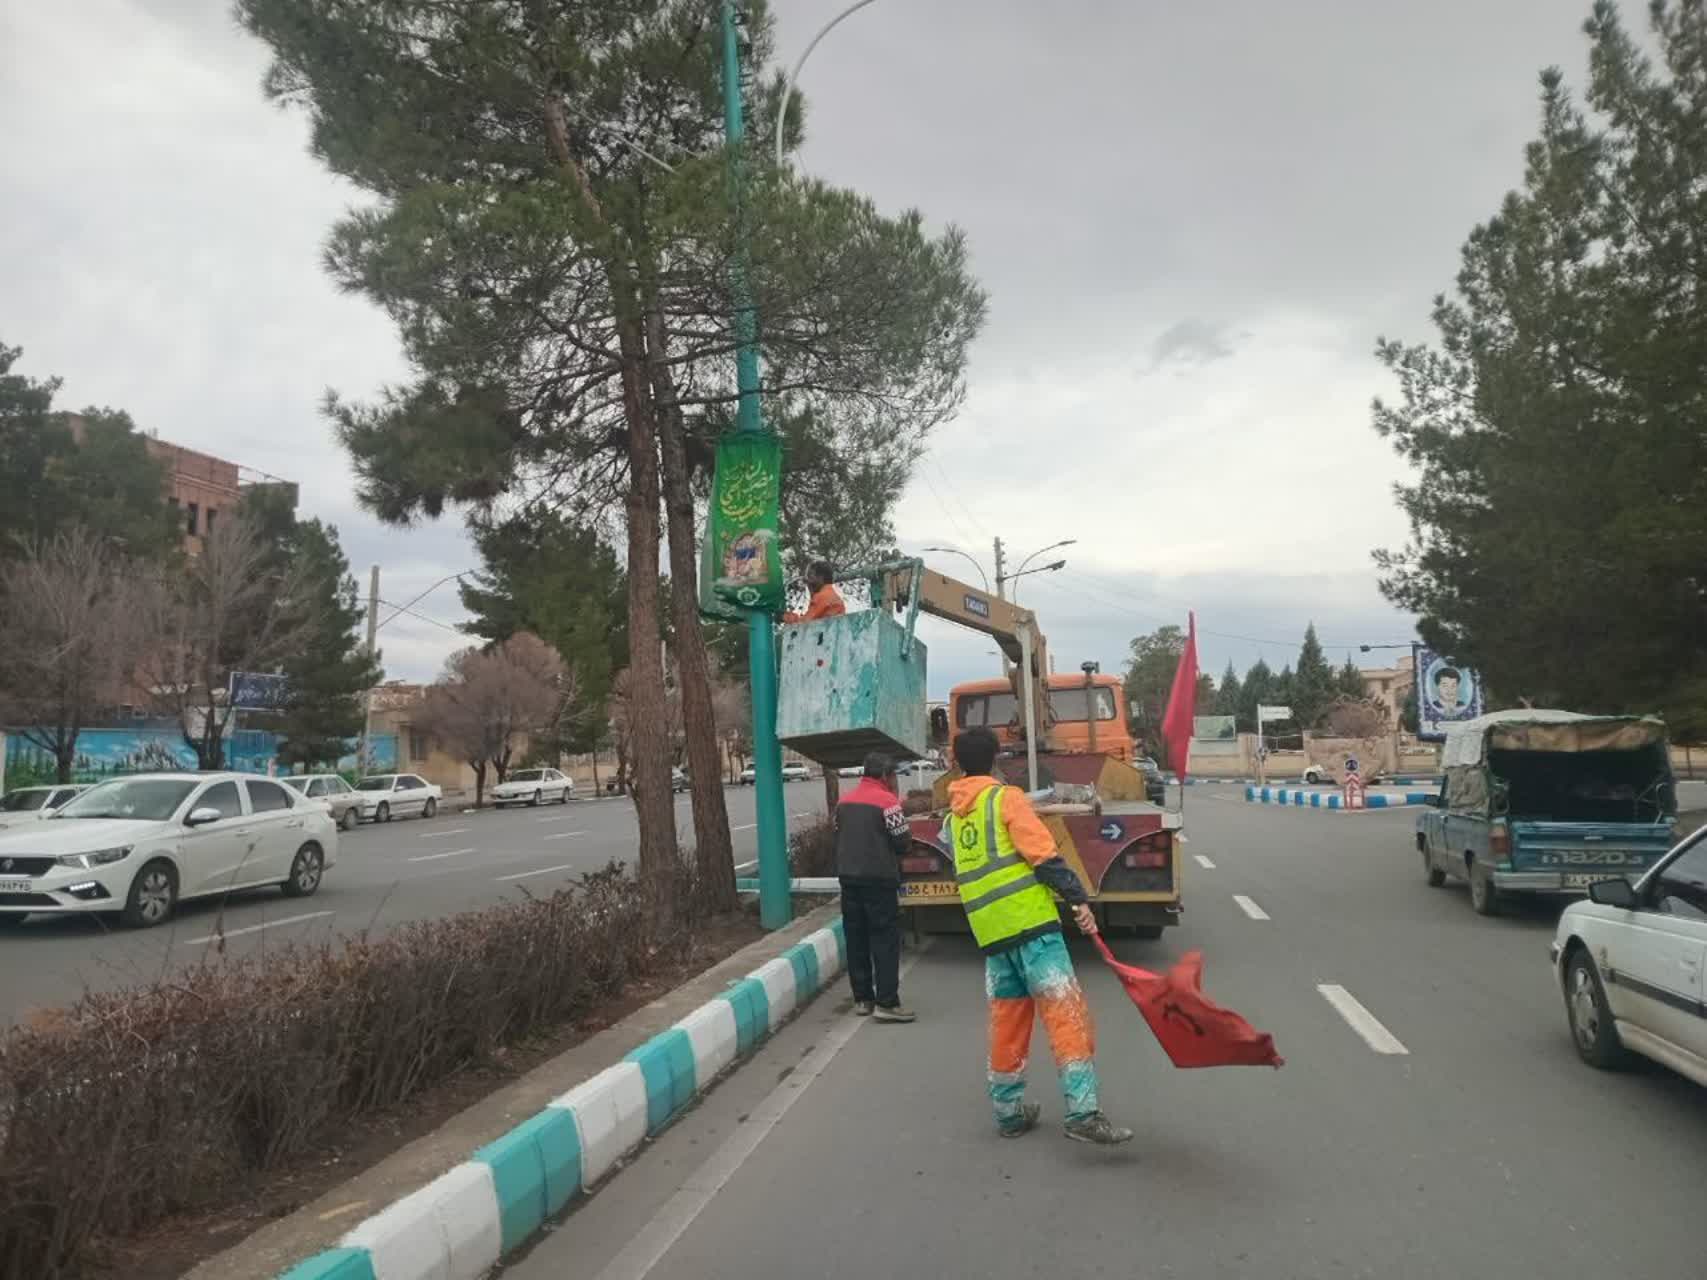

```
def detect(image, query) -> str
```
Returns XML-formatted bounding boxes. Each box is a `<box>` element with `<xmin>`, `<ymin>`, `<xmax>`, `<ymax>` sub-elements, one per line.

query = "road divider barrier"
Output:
<box><xmin>1243</xmin><ymin>786</ymin><xmax>1434</xmax><ymax>811</ymax></box>
<box><xmin>278</xmin><ymin>919</ymin><xmax>848</xmax><ymax>1280</ymax></box>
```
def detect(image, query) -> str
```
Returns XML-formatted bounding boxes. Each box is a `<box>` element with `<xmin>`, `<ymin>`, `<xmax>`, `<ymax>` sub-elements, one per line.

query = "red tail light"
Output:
<box><xmin>901</xmin><ymin>856</ymin><xmax>940</xmax><ymax>876</ymax></box>
<box><xmin>1490</xmin><ymin>825</ymin><xmax>1511</xmax><ymax>857</ymax></box>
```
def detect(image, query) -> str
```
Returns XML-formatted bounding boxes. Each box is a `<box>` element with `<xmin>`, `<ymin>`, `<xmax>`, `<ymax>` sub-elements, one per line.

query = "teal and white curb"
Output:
<box><xmin>278</xmin><ymin>919</ymin><xmax>847</xmax><ymax>1280</ymax></box>
<box><xmin>1244</xmin><ymin>786</ymin><xmax>1432</xmax><ymax>810</ymax></box>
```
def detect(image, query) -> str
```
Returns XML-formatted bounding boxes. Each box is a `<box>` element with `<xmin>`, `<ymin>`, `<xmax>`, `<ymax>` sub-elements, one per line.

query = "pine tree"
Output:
<box><xmin>1291</xmin><ymin>623</ymin><xmax>1335</xmax><ymax>729</ymax></box>
<box><xmin>1215</xmin><ymin>661</ymin><xmax>1242</xmax><ymax>720</ymax></box>
<box><xmin>1237</xmin><ymin>659</ymin><xmax>1274</xmax><ymax>734</ymax></box>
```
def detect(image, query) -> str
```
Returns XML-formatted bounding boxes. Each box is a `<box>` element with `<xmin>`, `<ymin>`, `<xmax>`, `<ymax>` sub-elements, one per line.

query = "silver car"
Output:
<box><xmin>280</xmin><ymin>774</ymin><xmax>362</xmax><ymax>831</ymax></box>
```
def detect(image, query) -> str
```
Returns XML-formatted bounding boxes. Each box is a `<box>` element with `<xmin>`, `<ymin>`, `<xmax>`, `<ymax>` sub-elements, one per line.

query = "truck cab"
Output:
<box><xmin>1417</xmin><ymin>710</ymin><xmax>1676</xmax><ymax>916</ymax></box>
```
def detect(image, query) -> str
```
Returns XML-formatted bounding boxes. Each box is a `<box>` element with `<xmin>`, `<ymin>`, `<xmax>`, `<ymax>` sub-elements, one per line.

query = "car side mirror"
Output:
<box><xmin>185</xmin><ymin>807</ymin><xmax>222</xmax><ymax>828</ymax></box>
<box><xmin>1588</xmin><ymin>878</ymin><xmax>1638</xmax><ymax>909</ymax></box>
<box><xmin>1422</xmin><ymin>794</ymin><xmax>1441</xmax><ymax>808</ymax></box>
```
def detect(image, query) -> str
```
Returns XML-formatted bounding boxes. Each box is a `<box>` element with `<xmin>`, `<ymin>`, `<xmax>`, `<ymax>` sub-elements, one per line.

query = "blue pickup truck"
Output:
<box><xmin>1417</xmin><ymin>710</ymin><xmax>1676</xmax><ymax>917</ymax></box>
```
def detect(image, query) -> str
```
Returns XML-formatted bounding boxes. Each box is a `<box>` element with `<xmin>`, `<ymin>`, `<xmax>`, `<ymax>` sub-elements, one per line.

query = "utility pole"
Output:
<box><xmin>992</xmin><ymin>536</ymin><xmax>1008</xmax><ymax>676</ymax></box>
<box><xmin>722</xmin><ymin>0</ymin><xmax>790</xmax><ymax>930</ymax></box>
<box><xmin>358</xmin><ymin>565</ymin><xmax>379</xmax><ymax>775</ymax></box>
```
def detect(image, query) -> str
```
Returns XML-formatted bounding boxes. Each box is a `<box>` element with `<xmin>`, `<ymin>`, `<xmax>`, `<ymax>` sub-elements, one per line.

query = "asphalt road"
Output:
<box><xmin>0</xmin><ymin>783</ymin><xmax>833</xmax><ymax>1024</ymax></box>
<box><xmin>505</xmin><ymin>788</ymin><xmax>1707</xmax><ymax>1280</ymax></box>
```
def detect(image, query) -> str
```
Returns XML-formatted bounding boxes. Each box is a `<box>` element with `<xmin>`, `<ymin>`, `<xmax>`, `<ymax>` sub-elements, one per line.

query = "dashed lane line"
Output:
<box><xmin>1317</xmin><ymin>983</ymin><xmax>1410</xmax><ymax>1055</ymax></box>
<box><xmin>1233</xmin><ymin>894</ymin><xmax>1270</xmax><ymax>921</ymax></box>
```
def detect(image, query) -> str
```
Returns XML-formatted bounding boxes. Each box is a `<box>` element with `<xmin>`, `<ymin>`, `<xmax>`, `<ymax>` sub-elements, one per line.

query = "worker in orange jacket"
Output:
<box><xmin>782</xmin><ymin>559</ymin><xmax>846</xmax><ymax>624</ymax></box>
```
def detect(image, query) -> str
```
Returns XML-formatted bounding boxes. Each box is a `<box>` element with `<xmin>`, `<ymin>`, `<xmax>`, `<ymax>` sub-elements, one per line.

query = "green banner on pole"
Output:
<box><xmin>703</xmin><ymin>432</ymin><xmax>783</xmax><ymax>614</ymax></box>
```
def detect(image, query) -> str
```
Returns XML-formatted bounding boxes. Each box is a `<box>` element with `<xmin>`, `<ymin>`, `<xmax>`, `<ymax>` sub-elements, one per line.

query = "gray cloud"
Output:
<box><xmin>1148</xmin><ymin>318</ymin><xmax>1239</xmax><ymax>371</ymax></box>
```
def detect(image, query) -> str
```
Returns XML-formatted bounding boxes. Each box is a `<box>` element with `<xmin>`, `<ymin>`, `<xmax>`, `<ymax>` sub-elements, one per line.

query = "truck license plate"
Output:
<box><xmin>1564</xmin><ymin>872</ymin><xmax>1616</xmax><ymax>889</ymax></box>
<box><xmin>0</xmin><ymin>879</ymin><xmax>31</xmax><ymax>894</ymax></box>
<box><xmin>900</xmin><ymin>881</ymin><xmax>959</xmax><ymax>900</ymax></box>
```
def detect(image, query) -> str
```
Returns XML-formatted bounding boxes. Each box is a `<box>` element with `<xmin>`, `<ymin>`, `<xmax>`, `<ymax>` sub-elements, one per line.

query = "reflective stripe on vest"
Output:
<box><xmin>949</xmin><ymin>784</ymin><xmax>1059</xmax><ymax>950</ymax></box>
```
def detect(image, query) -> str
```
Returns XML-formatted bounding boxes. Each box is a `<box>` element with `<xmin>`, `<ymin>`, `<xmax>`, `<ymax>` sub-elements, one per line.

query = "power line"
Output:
<box><xmin>1053</xmin><ymin>568</ymin><xmax>1365</xmax><ymax>652</ymax></box>
<box><xmin>375</xmin><ymin>598</ymin><xmax>466</xmax><ymax>636</ymax></box>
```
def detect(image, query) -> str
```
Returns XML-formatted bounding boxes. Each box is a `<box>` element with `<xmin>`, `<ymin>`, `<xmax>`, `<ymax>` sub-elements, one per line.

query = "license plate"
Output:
<box><xmin>1564</xmin><ymin>872</ymin><xmax>1617</xmax><ymax>889</ymax></box>
<box><xmin>0</xmin><ymin>879</ymin><xmax>31</xmax><ymax>893</ymax></box>
<box><xmin>900</xmin><ymin>881</ymin><xmax>959</xmax><ymax>900</ymax></box>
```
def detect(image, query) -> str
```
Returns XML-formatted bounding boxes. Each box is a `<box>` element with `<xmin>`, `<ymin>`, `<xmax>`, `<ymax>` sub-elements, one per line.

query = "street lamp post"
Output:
<box><xmin>1003</xmin><ymin>538</ymin><xmax>1076</xmax><ymax>601</ymax></box>
<box><xmin>722</xmin><ymin>0</ymin><xmax>791</xmax><ymax>930</ymax></box>
<box><xmin>920</xmin><ymin>546</ymin><xmax>990</xmax><ymax>593</ymax></box>
<box><xmin>775</xmin><ymin>0</ymin><xmax>883</xmax><ymax>170</ymax></box>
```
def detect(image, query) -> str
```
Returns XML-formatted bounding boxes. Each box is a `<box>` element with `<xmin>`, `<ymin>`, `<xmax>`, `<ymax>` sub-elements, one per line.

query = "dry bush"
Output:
<box><xmin>788</xmin><ymin>816</ymin><xmax>837</xmax><ymax>878</ymax></box>
<box><xmin>0</xmin><ymin>864</ymin><xmax>687</xmax><ymax>1280</ymax></box>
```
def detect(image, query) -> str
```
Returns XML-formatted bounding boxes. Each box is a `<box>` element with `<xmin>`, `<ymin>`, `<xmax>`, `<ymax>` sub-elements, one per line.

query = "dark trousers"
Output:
<box><xmin>841</xmin><ymin>880</ymin><xmax>901</xmax><ymax>1007</ymax></box>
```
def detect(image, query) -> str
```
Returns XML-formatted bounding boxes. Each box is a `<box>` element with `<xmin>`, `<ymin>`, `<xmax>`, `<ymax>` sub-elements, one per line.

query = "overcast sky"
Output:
<box><xmin>1</xmin><ymin>0</ymin><xmax>1597</xmax><ymax>694</ymax></box>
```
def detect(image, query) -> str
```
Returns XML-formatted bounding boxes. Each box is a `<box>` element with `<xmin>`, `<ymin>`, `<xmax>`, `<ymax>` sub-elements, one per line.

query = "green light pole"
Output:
<box><xmin>721</xmin><ymin>0</ymin><xmax>790</xmax><ymax>930</ymax></box>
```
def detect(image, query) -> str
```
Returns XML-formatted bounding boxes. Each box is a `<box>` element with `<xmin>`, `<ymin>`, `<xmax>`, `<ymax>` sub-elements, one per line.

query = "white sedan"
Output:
<box><xmin>0</xmin><ymin>772</ymin><xmax>337</xmax><ymax>928</ymax></box>
<box><xmin>0</xmin><ymin>784</ymin><xmax>88</xmax><ymax>831</ymax></box>
<box><xmin>351</xmin><ymin>773</ymin><xmax>442</xmax><ymax>823</ymax></box>
<box><xmin>491</xmin><ymin>767</ymin><xmax>573</xmax><ymax>808</ymax></box>
<box><xmin>1552</xmin><ymin>825</ymin><xmax>1707</xmax><ymax>1084</ymax></box>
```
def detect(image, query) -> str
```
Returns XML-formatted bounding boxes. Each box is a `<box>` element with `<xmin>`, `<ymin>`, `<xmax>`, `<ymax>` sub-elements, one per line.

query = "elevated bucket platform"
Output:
<box><xmin>776</xmin><ymin>609</ymin><xmax>927</xmax><ymax>769</ymax></box>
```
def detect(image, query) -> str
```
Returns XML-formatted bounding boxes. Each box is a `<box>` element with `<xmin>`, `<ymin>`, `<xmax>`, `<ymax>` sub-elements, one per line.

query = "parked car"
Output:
<box><xmin>838</xmin><ymin>764</ymin><xmax>863</xmax><ymax>778</ymax></box>
<box><xmin>1136</xmin><ymin>756</ymin><xmax>1168</xmax><ymax>805</ymax></box>
<box><xmin>1302</xmin><ymin>764</ymin><xmax>1334</xmax><ymax>785</ymax></box>
<box><xmin>491</xmin><ymin>767</ymin><xmax>573</xmax><ymax>808</ymax></box>
<box><xmin>280</xmin><ymin>774</ymin><xmax>362</xmax><ymax>831</ymax></box>
<box><xmin>0</xmin><ymin>785</ymin><xmax>88</xmax><ymax>830</ymax></box>
<box><xmin>0</xmin><ymin>772</ymin><xmax>337</xmax><ymax>929</ymax></box>
<box><xmin>1418</xmin><ymin>711</ymin><xmax>1675</xmax><ymax>916</ymax></box>
<box><xmin>781</xmin><ymin>762</ymin><xmax>812</xmax><ymax>782</ymax></box>
<box><xmin>738</xmin><ymin>766</ymin><xmax>756</xmax><ymax>786</ymax></box>
<box><xmin>351</xmin><ymin>773</ymin><xmax>442</xmax><ymax>823</ymax></box>
<box><xmin>1552</xmin><ymin>824</ymin><xmax>1707</xmax><ymax>1085</ymax></box>
<box><xmin>671</xmin><ymin>767</ymin><xmax>691</xmax><ymax>794</ymax></box>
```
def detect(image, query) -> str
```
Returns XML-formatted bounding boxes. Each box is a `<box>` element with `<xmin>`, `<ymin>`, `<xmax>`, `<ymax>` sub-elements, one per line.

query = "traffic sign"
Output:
<box><xmin>1100</xmin><ymin>819</ymin><xmax>1125</xmax><ymax>842</ymax></box>
<box><xmin>1345</xmin><ymin>756</ymin><xmax>1360</xmax><ymax>776</ymax></box>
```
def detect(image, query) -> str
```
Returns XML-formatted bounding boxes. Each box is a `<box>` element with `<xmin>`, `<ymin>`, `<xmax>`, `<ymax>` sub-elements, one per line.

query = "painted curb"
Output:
<box><xmin>1242</xmin><ymin>786</ymin><xmax>1433</xmax><ymax>810</ymax></box>
<box><xmin>276</xmin><ymin>918</ymin><xmax>847</xmax><ymax>1280</ymax></box>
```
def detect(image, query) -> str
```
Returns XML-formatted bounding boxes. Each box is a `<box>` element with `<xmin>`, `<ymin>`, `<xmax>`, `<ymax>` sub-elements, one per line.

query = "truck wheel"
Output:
<box><xmin>1565</xmin><ymin>949</ymin><xmax>1629</xmax><ymax>1069</ymax></box>
<box><xmin>1422</xmin><ymin>845</ymin><xmax>1446</xmax><ymax>887</ymax></box>
<box><xmin>1469</xmin><ymin>861</ymin><xmax>1501</xmax><ymax>916</ymax></box>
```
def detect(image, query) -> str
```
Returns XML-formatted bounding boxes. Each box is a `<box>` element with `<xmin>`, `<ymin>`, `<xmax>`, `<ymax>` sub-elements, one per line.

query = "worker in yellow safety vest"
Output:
<box><xmin>945</xmin><ymin>727</ymin><xmax>1134</xmax><ymax>1145</ymax></box>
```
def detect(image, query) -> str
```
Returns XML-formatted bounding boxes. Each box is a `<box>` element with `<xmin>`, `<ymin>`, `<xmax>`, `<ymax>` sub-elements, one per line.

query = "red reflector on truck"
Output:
<box><xmin>901</xmin><ymin>857</ymin><xmax>940</xmax><ymax>875</ymax></box>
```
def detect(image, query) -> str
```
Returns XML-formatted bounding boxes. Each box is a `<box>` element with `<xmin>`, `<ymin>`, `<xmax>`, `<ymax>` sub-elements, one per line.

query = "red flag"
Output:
<box><xmin>1159</xmin><ymin>612</ymin><xmax>1199</xmax><ymax>779</ymax></box>
<box><xmin>1093</xmin><ymin>937</ymin><xmax>1284</xmax><ymax>1069</ymax></box>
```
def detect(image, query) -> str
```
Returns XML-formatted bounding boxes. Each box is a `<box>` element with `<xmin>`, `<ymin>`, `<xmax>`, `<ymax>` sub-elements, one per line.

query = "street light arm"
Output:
<box><xmin>775</xmin><ymin>0</ymin><xmax>883</xmax><ymax>170</ymax></box>
<box><xmin>920</xmin><ymin>546</ymin><xmax>990</xmax><ymax>593</ymax></box>
<box><xmin>1008</xmin><ymin>538</ymin><xmax>1077</xmax><ymax>585</ymax></box>
<box><xmin>377</xmin><ymin>571</ymin><xmax>470</xmax><ymax>634</ymax></box>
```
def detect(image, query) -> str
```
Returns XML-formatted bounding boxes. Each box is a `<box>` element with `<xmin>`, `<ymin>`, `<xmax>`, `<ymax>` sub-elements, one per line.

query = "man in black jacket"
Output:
<box><xmin>835</xmin><ymin>751</ymin><xmax>915</xmax><ymax>1022</ymax></box>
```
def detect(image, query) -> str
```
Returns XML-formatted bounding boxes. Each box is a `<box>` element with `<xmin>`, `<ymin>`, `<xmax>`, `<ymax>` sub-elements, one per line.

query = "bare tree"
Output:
<box><xmin>134</xmin><ymin>516</ymin><xmax>319</xmax><ymax>769</ymax></box>
<box><xmin>0</xmin><ymin>530</ymin><xmax>146</xmax><ymax>781</ymax></box>
<box><xmin>415</xmin><ymin>633</ymin><xmax>570</xmax><ymax>807</ymax></box>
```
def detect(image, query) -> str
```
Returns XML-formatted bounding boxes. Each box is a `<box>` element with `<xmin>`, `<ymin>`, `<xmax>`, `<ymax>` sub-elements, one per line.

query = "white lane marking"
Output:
<box><xmin>420</xmin><ymin>827</ymin><xmax>471</xmax><ymax>839</ymax></box>
<box><xmin>1233</xmin><ymin>894</ymin><xmax>1269</xmax><ymax>921</ymax></box>
<box><xmin>536</xmin><ymin>815</ymin><xmax>573</xmax><ymax>823</ymax></box>
<box><xmin>495</xmin><ymin>863</ymin><xmax>580</xmax><ymax>883</ymax></box>
<box><xmin>542</xmin><ymin>829</ymin><xmax>587</xmax><ymax>841</ymax></box>
<box><xmin>1194</xmin><ymin>855</ymin><xmax>1217</xmax><ymax>870</ymax></box>
<box><xmin>184</xmin><ymin>911</ymin><xmax>332</xmax><ymax>946</ymax></box>
<box><xmin>593</xmin><ymin>945</ymin><xmax>929</xmax><ymax>1280</ymax></box>
<box><xmin>733</xmin><ymin>860</ymin><xmax>757</xmax><ymax>873</ymax></box>
<box><xmin>409</xmin><ymin>847</ymin><xmax>474</xmax><ymax>863</ymax></box>
<box><xmin>731</xmin><ymin>823</ymin><xmax>757</xmax><ymax>832</ymax></box>
<box><xmin>1317</xmin><ymin>984</ymin><xmax>1410</xmax><ymax>1055</ymax></box>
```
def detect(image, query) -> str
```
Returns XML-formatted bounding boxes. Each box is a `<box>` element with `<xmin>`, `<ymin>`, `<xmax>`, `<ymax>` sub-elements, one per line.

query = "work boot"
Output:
<box><xmin>999</xmin><ymin>1103</ymin><xmax>1042</xmax><ymax>1138</ymax></box>
<box><xmin>873</xmin><ymin>1003</ymin><xmax>916</xmax><ymax>1023</ymax></box>
<box><xmin>1064</xmin><ymin>1113</ymin><xmax>1135</xmax><ymax>1146</ymax></box>
<box><xmin>852</xmin><ymin>1000</ymin><xmax>874</xmax><ymax>1017</ymax></box>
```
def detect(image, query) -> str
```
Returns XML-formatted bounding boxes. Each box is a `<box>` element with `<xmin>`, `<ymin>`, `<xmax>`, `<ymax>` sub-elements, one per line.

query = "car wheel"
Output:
<box><xmin>339</xmin><ymin>807</ymin><xmax>357</xmax><ymax>832</ymax></box>
<box><xmin>560</xmin><ymin>786</ymin><xmax>570</xmax><ymax>804</ymax></box>
<box><xmin>423</xmin><ymin>797</ymin><xmax>438</xmax><ymax>819</ymax></box>
<box><xmin>529</xmin><ymin>789</ymin><xmax>542</xmax><ymax>807</ymax></box>
<box><xmin>282</xmin><ymin>844</ymin><xmax>325</xmax><ymax>898</ymax></box>
<box><xmin>1468</xmin><ymin>859</ymin><xmax>1501</xmax><ymax>916</ymax></box>
<box><xmin>1565</xmin><ymin>948</ymin><xmax>1630</xmax><ymax>1069</ymax></box>
<box><xmin>377</xmin><ymin>801</ymin><xmax>391</xmax><ymax>824</ymax></box>
<box><xmin>1421</xmin><ymin>842</ymin><xmax>1446</xmax><ymax>887</ymax></box>
<box><xmin>122</xmin><ymin>860</ymin><xmax>178</xmax><ymax>929</ymax></box>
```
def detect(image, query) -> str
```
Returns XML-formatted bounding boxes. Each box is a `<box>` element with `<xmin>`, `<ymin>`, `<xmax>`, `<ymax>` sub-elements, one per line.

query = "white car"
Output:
<box><xmin>0</xmin><ymin>785</ymin><xmax>88</xmax><ymax>830</ymax></box>
<box><xmin>280</xmin><ymin>774</ymin><xmax>363</xmax><ymax>831</ymax></box>
<box><xmin>1552</xmin><ymin>825</ymin><xmax>1707</xmax><ymax>1085</ymax></box>
<box><xmin>0</xmin><ymin>772</ymin><xmax>336</xmax><ymax>929</ymax></box>
<box><xmin>781</xmin><ymin>763</ymin><xmax>812</xmax><ymax>783</ymax></box>
<box><xmin>491</xmin><ymin>767</ymin><xmax>573</xmax><ymax>808</ymax></box>
<box><xmin>351</xmin><ymin>773</ymin><xmax>442</xmax><ymax>823</ymax></box>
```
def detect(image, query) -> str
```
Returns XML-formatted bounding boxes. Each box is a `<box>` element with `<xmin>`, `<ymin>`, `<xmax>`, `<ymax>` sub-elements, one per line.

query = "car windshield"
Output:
<box><xmin>355</xmin><ymin>777</ymin><xmax>395</xmax><ymax>791</ymax></box>
<box><xmin>280</xmin><ymin>777</ymin><xmax>309</xmax><ymax>792</ymax></box>
<box><xmin>509</xmin><ymin>770</ymin><xmax>545</xmax><ymax>783</ymax></box>
<box><xmin>55</xmin><ymin>778</ymin><xmax>197</xmax><ymax>822</ymax></box>
<box><xmin>0</xmin><ymin>790</ymin><xmax>51</xmax><ymax>813</ymax></box>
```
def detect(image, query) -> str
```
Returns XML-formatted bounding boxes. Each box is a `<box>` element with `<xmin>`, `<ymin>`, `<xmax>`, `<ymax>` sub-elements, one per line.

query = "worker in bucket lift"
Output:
<box><xmin>945</xmin><ymin>727</ymin><xmax>1134</xmax><ymax>1145</ymax></box>
<box><xmin>781</xmin><ymin>559</ymin><xmax>846</xmax><ymax>624</ymax></box>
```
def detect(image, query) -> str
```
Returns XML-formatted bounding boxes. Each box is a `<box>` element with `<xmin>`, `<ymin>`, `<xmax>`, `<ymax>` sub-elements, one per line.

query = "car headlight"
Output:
<box><xmin>56</xmin><ymin>846</ymin><xmax>132</xmax><ymax>870</ymax></box>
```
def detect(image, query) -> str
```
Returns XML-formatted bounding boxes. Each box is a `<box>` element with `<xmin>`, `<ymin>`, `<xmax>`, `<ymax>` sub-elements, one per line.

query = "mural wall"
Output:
<box><xmin>2</xmin><ymin>729</ymin><xmax>396</xmax><ymax>790</ymax></box>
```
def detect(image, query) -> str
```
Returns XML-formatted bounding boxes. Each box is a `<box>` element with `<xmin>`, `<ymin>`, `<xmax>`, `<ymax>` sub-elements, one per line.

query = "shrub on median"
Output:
<box><xmin>0</xmin><ymin>861</ymin><xmax>695</xmax><ymax>1280</ymax></box>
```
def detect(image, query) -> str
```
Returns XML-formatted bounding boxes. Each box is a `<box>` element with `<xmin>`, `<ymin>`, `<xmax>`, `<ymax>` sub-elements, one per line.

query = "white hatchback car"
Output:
<box><xmin>0</xmin><ymin>772</ymin><xmax>337</xmax><ymax>929</ymax></box>
<box><xmin>491</xmin><ymin>767</ymin><xmax>573</xmax><ymax>808</ymax></box>
<box><xmin>351</xmin><ymin>773</ymin><xmax>442</xmax><ymax>823</ymax></box>
<box><xmin>1553</xmin><ymin>825</ymin><xmax>1707</xmax><ymax>1084</ymax></box>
